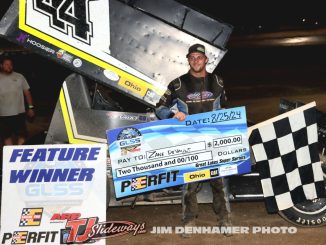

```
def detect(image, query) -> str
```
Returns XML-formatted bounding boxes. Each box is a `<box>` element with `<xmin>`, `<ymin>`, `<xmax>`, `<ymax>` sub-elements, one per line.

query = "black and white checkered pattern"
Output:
<box><xmin>19</xmin><ymin>220</ymin><xmax>28</xmax><ymax>226</ymax></box>
<box><xmin>21</xmin><ymin>208</ymin><xmax>29</xmax><ymax>215</ymax></box>
<box><xmin>249</xmin><ymin>104</ymin><xmax>325</xmax><ymax>213</ymax></box>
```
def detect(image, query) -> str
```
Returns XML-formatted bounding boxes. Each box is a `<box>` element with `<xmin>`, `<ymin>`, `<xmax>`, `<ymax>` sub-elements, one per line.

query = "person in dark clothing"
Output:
<box><xmin>155</xmin><ymin>43</ymin><xmax>232</xmax><ymax>237</ymax></box>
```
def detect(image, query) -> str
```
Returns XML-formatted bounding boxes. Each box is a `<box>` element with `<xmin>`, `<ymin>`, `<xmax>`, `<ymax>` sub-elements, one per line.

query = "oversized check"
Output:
<box><xmin>107</xmin><ymin>106</ymin><xmax>251</xmax><ymax>198</ymax></box>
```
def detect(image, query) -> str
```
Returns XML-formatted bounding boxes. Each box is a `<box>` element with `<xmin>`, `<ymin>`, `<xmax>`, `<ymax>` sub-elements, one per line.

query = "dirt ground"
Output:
<box><xmin>106</xmin><ymin>202</ymin><xmax>326</xmax><ymax>245</ymax></box>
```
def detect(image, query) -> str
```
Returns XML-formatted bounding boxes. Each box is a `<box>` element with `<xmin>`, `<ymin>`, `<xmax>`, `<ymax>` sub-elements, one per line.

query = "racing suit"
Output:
<box><xmin>155</xmin><ymin>71</ymin><xmax>231</xmax><ymax>225</ymax></box>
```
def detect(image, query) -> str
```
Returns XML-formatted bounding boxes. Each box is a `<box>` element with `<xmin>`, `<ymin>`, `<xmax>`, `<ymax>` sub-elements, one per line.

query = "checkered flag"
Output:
<box><xmin>249</xmin><ymin>102</ymin><xmax>325</xmax><ymax>213</ymax></box>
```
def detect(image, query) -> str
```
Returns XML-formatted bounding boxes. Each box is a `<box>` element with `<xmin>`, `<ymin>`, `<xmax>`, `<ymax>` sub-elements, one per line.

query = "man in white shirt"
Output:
<box><xmin>0</xmin><ymin>58</ymin><xmax>35</xmax><ymax>145</ymax></box>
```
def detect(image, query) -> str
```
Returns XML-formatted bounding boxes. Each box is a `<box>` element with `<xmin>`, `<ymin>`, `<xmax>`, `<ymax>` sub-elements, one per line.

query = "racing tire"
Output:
<box><xmin>279</xmin><ymin>198</ymin><xmax>326</xmax><ymax>227</ymax></box>
<box><xmin>278</xmin><ymin>152</ymin><xmax>326</xmax><ymax>227</ymax></box>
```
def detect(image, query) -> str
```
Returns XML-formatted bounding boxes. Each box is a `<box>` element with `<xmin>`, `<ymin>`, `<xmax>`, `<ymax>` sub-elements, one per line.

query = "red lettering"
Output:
<box><xmin>65</xmin><ymin>217</ymin><xmax>98</xmax><ymax>243</ymax></box>
<box><xmin>50</xmin><ymin>213</ymin><xmax>81</xmax><ymax>221</ymax></box>
<box><xmin>70</xmin><ymin>213</ymin><xmax>81</xmax><ymax>220</ymax></box>
<box><xmin>50</xmin><ymin>214</ymin><xmax>61</xmax><ymax>220</ymax></box>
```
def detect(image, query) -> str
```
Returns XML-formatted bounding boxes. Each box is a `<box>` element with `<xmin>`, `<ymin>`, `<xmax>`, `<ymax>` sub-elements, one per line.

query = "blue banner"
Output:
<box><xmin>107</xmin><ymin>107</ymin><xmax>251</xmax><ymax>198</ymax></box>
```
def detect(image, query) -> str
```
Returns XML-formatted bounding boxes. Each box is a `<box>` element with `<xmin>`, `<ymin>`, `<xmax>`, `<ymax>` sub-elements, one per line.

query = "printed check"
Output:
<box><xmin>107</xmin><ymin>107</ymin><xmax>251</xmax><ymax>198</ymax></box>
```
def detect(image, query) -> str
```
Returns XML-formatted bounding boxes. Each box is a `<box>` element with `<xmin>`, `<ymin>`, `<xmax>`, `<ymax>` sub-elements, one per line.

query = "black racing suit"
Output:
<box><xmin>155</xmin><ymin>72</ymin><xmax>231</xmax><ymax>224</ymax></box>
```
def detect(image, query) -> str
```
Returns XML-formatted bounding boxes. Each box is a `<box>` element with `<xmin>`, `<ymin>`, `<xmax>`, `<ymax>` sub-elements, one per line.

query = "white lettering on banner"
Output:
<box><xmin>146</xmin><ymin>141</ymin><xmax>206</xmax><ymax>160</ymax></box>
<box><xmin>26</xmin><ymin>38</ymin><xmax>55</xmax><ymax>54</ymax></box>
<box><xmin>116</xmin><ymin>151</ymin><xmax>213</xmax><ymax>177</ymax></box>
<box><xmin>25</xmin><ymin>183</ymin><xmax>83</xmax><ymax>196</ymax></box>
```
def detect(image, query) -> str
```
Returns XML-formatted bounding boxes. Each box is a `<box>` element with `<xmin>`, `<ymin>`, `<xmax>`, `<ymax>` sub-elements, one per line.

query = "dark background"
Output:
<box><xmin>0</xmin><ymin>0</ymin><xmax>325</xmax><ymax>117</ymax></box>
<box><xmin>178</xmin><ymin>0</ymin><xmax>326</xmax><ymax>35</ymax></box>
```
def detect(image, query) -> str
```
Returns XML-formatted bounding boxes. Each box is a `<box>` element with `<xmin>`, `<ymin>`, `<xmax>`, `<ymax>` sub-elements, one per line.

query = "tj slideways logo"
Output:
<box><xmin>61</xmin><ymin>218</ymin><xmax>146</xmax><ymax>243</ymax></box>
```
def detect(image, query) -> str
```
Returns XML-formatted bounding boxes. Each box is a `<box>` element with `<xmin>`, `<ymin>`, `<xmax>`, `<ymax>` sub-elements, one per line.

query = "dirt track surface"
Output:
<box><xmin>106</xmin><ymin>202</ymin><xmax>326</xmax><ymax>245</ymax></box>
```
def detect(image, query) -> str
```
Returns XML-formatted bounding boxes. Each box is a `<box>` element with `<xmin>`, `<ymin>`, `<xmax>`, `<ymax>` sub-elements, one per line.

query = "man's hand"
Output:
<box><xmin>26</xmin><ymin>108</ymin><xmax>35</xmax><ymax>120</ymax></box>
<box><xmin>173</xmin><ymin>112</ymin><xmax>186</xmax><ymax>121</ymax></box>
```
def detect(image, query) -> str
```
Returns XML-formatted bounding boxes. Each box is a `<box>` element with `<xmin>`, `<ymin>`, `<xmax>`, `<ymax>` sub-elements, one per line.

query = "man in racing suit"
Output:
<box><xmin>155</xmin><ymin>43</ymin><xmax>232</xmax><ymax>236</ymax></box>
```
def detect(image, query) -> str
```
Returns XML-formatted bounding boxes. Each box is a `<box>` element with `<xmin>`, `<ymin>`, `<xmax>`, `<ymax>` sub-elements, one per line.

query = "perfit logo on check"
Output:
<box><xmin>121</xmin><ymin>171</ymin><xmax>179</xmax><ymax>193</ymax></box>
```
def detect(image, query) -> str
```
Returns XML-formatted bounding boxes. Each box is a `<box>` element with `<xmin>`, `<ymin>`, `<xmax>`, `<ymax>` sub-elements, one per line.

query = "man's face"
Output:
<box><xmin>2</xmin><ymin>59</ymin><xmax>13</xmax><ymax>74</ymax></box>
<box><xmin>187</xmin><ymin>52</ymin><xmax>208</xmax><ymax>73</ymax></box>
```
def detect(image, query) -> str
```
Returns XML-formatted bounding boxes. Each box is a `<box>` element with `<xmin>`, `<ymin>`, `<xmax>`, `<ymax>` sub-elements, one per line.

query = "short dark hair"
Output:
<box><xmin>1</xmin><ymin>57</ymin><xmax>13</xmax><ymax>64</ymax></box>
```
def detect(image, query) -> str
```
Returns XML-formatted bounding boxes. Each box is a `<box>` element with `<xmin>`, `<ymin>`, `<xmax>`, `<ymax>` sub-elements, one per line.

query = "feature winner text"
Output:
<box><xmin>8</xmin><ymin>147</ymin><xmax>100</xmax><ymax>183</ymax></box>
<box><xmin>120</xmin><ymin>170</ymin><xmax>179</xmax><ymax>193</ymax></box>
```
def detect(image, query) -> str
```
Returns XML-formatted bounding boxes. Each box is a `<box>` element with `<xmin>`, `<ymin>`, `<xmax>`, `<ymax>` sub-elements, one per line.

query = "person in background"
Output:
<box><xmin>155</xmin><ymin>43</ymin><xmax>232</xmax><ymax>237</ymax></box>
<box><xmin>0</xmin><ymin>57</ymin><xmax>35</xmax><ymax>145</ymax></box>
